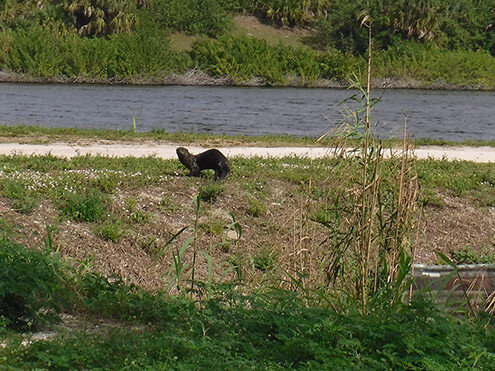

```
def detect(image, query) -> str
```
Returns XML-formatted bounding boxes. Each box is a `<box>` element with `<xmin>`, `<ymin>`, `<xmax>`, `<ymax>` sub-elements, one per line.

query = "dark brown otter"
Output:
<box><xmin>176</xmin><ymin>147</ymin><xmax>230</xmax><ymax>181</ymax></box>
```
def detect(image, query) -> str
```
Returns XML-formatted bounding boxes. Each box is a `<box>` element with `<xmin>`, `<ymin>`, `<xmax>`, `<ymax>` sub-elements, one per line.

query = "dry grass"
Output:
<box><xmin>0</xmin><ymin>163</ymin><xmax>493</xmax><ymax>294</ymax></box>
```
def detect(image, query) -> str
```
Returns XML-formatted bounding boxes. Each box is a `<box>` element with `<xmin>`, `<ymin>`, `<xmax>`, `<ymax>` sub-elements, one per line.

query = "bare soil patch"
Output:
<box><xmin>233</xmin><ymin>15</ymin><xmax>310</xmax><ymax>46</ymax></box>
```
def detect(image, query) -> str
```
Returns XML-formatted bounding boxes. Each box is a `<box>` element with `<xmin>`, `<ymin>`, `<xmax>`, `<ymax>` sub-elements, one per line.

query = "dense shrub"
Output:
<box><xmin>373</xmin><ymin>41</ymin><xmax>495</xmax><ymax>88</ymax></box>
<box><xmin>219</xmin><ymin>0</ymin><xmax>330</xmax><ymax>26</ymax></box>
<box><xmin>60</xmin><ymin>0</ymin><xmax>138</xmax><ymax>36</ymax></box>
<box><xmin>0</xmin><ymin>26</ymin><xmax>187</xmax><ymax>78</ymax></box>
<box><xmin>0</xmin><ymin>239</ymin><xmax>67</xmax><ymax>330</ymax></box>
<box><xmin>191</xmin><ymin>35</ymin><xmax>353</xmax><ymax>84</ymax></box>
<box><xmin>0</xmin><ymin>0</ymin><xmax>494</xmax><ymax>84</ymax></box>
<box><xmin>309</xmin><ymin>0</ymin><xmax>495</xmax><ymax>55</ymax></box>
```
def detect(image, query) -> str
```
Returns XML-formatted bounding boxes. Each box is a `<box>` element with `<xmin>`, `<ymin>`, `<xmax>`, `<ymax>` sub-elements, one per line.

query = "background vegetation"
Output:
<box><xmin>0</xmin><ymin>0</ymin><xmax>494</xmax><ymax>87</ymax></box>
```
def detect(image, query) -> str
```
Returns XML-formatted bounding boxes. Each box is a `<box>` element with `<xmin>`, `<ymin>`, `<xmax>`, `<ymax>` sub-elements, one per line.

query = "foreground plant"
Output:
<box><xmin>311</xmin><ymin>18</ymin><xmax>419</xmax><ymax>313</ymax></box>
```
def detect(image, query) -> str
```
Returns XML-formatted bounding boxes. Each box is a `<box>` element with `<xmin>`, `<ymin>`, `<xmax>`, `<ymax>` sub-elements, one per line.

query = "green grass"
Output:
<box><xmin>0</xmin><ymin>124</ymin><xmax>329</xmax><ymax>146</ymax></box>
<box><xmin>200</xmin><ymin>218</ymin><xmax>225</xmax><ymax>236</ymax></box>
<box><xmin>199</xmin><ymin>181</ymin><xmax>226</xmax><ymax>202</ymax></box>
<box><xmin>95</xmin><ymin>219</ymin><xmax>125</xmax><ymax>242</ymax></box>
<box><xmin>1</xmin><ymin>125</ymin><xmax>494</xmax><ymax>148</ymax></box>
<box><xmin>416</xmin><ymin>159</ymin><xmax>495</xmax><ymax>206</ymax></box>
<box><xmin>6</xmin><ymin>300</ymin><xmax>495</xmax><ymax>369</ymax></box>
<box><xmin>451</xmin><ymin>246</ymin><xmax>495</xmax><ymax>264</ymax></box>
<box><xmin>1</xmin><ymin>241</ymin><xmax>495</xmax><ymax>369</ymax></box>
<box><xmin>247</xmin><ymin>197</ymin><xmax>267</xmax><ymax>217</ymax></box>
<box><xmin>1</xmin><ymin>153</ymin><xmax>493</xmax><ymax>208</ymax></box>
<box><xmin>59</xmin><ymin>190</ymin><xmax>109</xmax><ymax>222</ymax></box>
<box><xmin>2</xmin><ymin>181</ymin><xmax>39</xmax><ymax>214</ymax></box>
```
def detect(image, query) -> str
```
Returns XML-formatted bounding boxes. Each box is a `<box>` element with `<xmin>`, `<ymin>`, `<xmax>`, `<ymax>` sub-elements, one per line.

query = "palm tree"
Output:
<box><xmin>61</xmin><ymin>0</ymin><xmax>138</xmax><ymax>36</ymax></box>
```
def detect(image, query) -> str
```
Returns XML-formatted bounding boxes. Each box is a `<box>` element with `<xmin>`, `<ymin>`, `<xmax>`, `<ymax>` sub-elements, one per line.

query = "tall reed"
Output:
<box><xmin>316</xmin><ymin>17</ymin><xmax>420</xmax><ymax>313</ymax></box>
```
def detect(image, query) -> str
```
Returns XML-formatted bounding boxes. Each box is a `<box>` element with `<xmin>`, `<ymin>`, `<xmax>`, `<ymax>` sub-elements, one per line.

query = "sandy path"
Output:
<box><xmin>0</xmin><ymin>142</ymin><xmax>494</xmax><ymax>162</ymax></box>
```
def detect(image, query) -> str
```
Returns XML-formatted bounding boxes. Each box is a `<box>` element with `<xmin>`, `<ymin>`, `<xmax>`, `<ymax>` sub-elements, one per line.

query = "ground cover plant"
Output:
<box><xmin>2</xmin><ymin>277</ymin><xmax>495</xmax><ymax>368</ymax></box>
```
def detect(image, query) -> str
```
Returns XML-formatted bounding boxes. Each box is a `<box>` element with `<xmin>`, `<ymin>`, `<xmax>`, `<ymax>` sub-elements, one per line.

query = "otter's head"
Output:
<box><xmin>176</xmin><ymin>147</ymin><xmax>193</xmax><ymax>169</ymax></box>
<box><xmin>176</xmin><ymin>147</ymin><xmax>189</xmax><ymax>156</ymax></box>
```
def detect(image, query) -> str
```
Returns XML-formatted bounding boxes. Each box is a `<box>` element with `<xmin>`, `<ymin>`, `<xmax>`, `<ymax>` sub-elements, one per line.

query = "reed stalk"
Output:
<box><xmin>315</xmin><ymin>16</ymin><xmax>419</xmax><ymax>313</ymax></box>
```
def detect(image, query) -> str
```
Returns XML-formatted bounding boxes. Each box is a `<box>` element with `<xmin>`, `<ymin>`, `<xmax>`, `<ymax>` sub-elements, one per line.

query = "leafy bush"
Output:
<box><xmin>191</xmin><ymin>35</ymin><xmax>351</xmax><ymax>84</ymax></box>
<box><xmin>60</xmin><ymin>0</ymin><xmax>138</xmax><ymax>36</ymax></box>
<box><xmin>0</xmin><ymin>240</ymin><xmax>67</xmax><ymax>330</ymax></box>
<box><xmin>372</xmin><ymin>41</ymin><xmax>495</xmax><ymax>88</ymax></box>
<box><xmin>309</xmin><ymin>0</ymin><xmax>495</xmax><ymax>55</ymax></box>
<box><xmin>219</xmin><ymin>0</ymin><xmax>329</xmax><ymax>26</ymax></box>
<box><xmin>0</xmin><ymin>25</ymin><xmax>187</xmax><ymax>79</ymax></box>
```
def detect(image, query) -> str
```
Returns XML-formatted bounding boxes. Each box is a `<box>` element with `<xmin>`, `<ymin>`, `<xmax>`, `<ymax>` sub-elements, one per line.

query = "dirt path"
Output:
<box><xmin>0</xmin><ymin>142</ymin><xmax>494</xmax><ymax>162</ymax></box>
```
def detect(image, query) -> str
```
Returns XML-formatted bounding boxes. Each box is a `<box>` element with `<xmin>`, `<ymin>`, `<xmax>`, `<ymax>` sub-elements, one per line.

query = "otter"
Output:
<box><xmin>176</xmin><ymin>147</ymin><xmax>230</xmax><ymax>181</ymax></box>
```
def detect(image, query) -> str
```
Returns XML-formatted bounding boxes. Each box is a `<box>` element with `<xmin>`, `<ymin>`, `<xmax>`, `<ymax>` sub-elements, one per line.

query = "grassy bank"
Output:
<box><xmin>1</xmin><ymin>125</ymin><xmax>494</xmax><ymax>366</ymax></box>
<box><xmin>1</xmin><ymin>125</ymin><xmax>495</xmax><ymax>148</ymax></box>
<box><xmin>0</xmin><ymin>152</ymin><xmax>493</xmax><ymax>289</ymax></box>
<box><xmin>0</xmin><ymin>151</ymin><xmax>494</xmax><ymax>367</ymax></box>
<box><xmin>1</xmin><ymin>30</ymin><xmax>494</xmax><ymax>89</ymax></box>
<box><xmin>1</xmin><ymin>238</ymin><xmax>494</xmax><ymax>368</ymax></box>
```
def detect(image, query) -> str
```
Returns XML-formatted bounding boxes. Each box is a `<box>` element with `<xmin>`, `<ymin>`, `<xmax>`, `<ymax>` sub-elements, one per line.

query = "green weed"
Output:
<box><xmin>137</xmin><ymin>235</ymin><xmax>159</xmax><ymax>256</ymax></box>
<box><xmin>2</xmin><ymin>286</ymin><xmax>495</xmax><ymax>369</ymax></box>
<box><xmin>2</xmin><ymin>181</ymin><xmax>38</xmax><ymax>214</ymax></box>
<box><xmin>247</xmin><ymin>197</ymin><xmax>266</xmax><ymax>217</ymax></box>
<box><xmin>199</xmin><ymin>181</ymin><xmax>225</xmax><ymax>202</ymax></box>
<box><xmin>159</xmin><ymin>196</ymin><xmax>179</xmax><ymax>214</ymax></box>
<box><xmin>417</xmin><ymin>160</ymin><xmax>495</xmax><ymax>206</ymax></box>
<box><xmin>151</xmin><ymin>0</ymin><xmax>231</xmax><ymax>37</ymax></box>
<box><xmin>451</xmin><ymin>246</ymin><xmax>495</xmax><ymax>264</ymax></box>
<box><xmin>96</xmin><ymin>219</ymin><xmax>125</xmax><ymax>242</ymax></box>
<box><xmin>251</xmin><ymin>246</ymin><xmax>279</xmax><ymax>272</ymax></box>
<box><xmin>59</xmin><ymin>190</ymin><xmax>109</xmax><ymax>222</ymax></box>
<box><xmin>0</xmin><ymin>240</ymin><xmax>67</xmax><ymax>330</ymax></box>
<box><xmin>200</xmin><ymin>218</ymin><xmax>225</xmax><ymax>236</ymax></box>
<box><xmin>130</xmin><ymin>210</ymin><xmax>154</xmax><ymax>224</ymax></box>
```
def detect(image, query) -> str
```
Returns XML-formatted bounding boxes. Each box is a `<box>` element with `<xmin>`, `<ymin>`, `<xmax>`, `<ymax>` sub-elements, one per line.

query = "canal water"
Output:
<box><xmin>0</xmin><ymin>83</ymin><xmax>493</xmax><ymax>141</ymax></box>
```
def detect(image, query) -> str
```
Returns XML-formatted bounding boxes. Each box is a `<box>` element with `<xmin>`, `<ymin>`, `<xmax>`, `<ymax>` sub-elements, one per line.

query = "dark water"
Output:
<box><xmin>0</xmin><ymin>83</ymin><xmax>494</xmax><ymax>141</ymax></box>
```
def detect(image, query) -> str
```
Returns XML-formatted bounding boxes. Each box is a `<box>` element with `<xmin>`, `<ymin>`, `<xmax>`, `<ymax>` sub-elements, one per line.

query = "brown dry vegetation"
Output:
<box><xmin>418</xmin><ymin>196</ymin><xmax>495</xmax><ymax>262</ymax></box>
<box><xmin>1</xmin><ymin>159</ymin><xmax>493</xmax><ymax>293</ymax></box>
